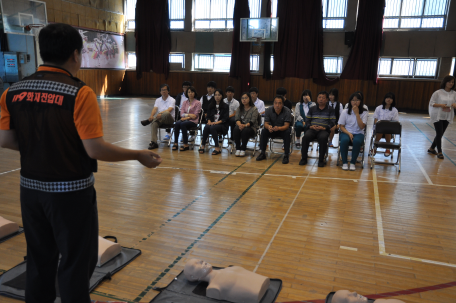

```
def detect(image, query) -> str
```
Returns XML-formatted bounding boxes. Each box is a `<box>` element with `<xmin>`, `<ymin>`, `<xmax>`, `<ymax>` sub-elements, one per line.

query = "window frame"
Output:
<box><xmin>323</xmin><ymin>56</ymin><xmax>344</xmax><ymax>75</ymax></box>
<box><xmin>192</xmin><ymin>0</ymin><xmax>235</xmax><ymax>32</ymax></box>
<box><xmin>322</xmin><ymin>0</ymin><xmax>348</xmax><ymax>31</ymax></box>
<box><xmin>377</xmin><ymin>57</ymin><xmax>440</xmax><ymax>79</ymax></box>
<box><xmin>193</xmin><ymin>53</ymin><xmax>260</xmax><ymax>72</ymax></box>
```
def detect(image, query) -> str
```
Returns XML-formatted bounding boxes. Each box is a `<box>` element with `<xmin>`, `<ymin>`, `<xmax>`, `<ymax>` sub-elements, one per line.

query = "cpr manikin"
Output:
<box><xmin>332</xmin><ymin>290</ymin><xmax>405</xmax><ymax>303</ymax></box>
<box><xmin>97</xmin><ymin>236</ymin><xmax>122</xmax><ymax>267</ymax></box>
<box><xmin>0</xmin><ymin>216</ymin><xmax>19</xmax><ymax>239</ymax></box>
<box><xmin>184</xmin><ymin>258</ymin><xmax>270</xmax><ymax>303</ymax></box>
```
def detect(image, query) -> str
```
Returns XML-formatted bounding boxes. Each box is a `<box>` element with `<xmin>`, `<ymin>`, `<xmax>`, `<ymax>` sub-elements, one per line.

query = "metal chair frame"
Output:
<box><xmin>368</xmin><ymin>121</ymin><xmax>402</xmax><ymax>172</ymax></box>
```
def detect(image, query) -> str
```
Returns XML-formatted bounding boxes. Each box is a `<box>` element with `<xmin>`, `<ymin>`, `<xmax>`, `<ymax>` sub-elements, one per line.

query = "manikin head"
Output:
<box><xmin>332</xmin><ymin>290</ymin><xmax>368</xmax><ymax>303</ymax></box>
<box><xmin>184</xmin><ymin>259</ymin><xmax>212</xmax><ymax>282</ymax></box>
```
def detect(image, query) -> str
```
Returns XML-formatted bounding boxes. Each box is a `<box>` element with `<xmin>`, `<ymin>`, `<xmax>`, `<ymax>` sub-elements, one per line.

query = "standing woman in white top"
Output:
<box><xmin>338</xmin><ymin>92</ymin><xmax>369</xmax><ymax>171</ymax></box>
<box><xmin>294</xmin><ymin>89</ymin><xmax>314</xmax><ymax>148</ymax></box>
<box><xmin>428</xmin><ymin>76</ymin><xmax>456</xmax><ymax>159</ymax></box>
<box><xmin>372</xmin><ymin>92</ymin><xmax>399</xmax><ymax>157</ymax></box>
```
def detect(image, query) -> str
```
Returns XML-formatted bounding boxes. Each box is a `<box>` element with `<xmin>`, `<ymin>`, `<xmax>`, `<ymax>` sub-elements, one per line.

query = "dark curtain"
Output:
<box><xmin>135</xmin><ymin>0</ymin><xmax>171</xmax><ymax>80</ymax></box>
<box><xmin>229</xmin><ymin>0</ymin><xmax>250</xmax><ymax>92</ymax></box>
<box><xmin>340</xmin><ymin>0</ymin><xmax>385</xmax><ymax>84</ymax></box>
<box><xmin>272</xmin><ymin>0</ymin><xmax>337</xmax><ymax>86</ymax></box>
<box><xmin>262</xmin><ymin>0</ymin><xmax>272</xmax><ymax>80</ymax></box>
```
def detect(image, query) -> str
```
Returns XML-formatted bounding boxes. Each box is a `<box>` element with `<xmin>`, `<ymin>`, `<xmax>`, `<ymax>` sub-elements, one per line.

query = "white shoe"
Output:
<box><xmin>239</xmin><ymin>151</ymin><xmax>245</xmax><ymax>157</ymax></box>
<box><xmin>188</xmin><ymin>135</ymin><xmax>196</xmax><ymax>142</ymax></box>
<box><xmin>342</xmin><ymin>163</ymin><xmax>348</xmax><ymax>170</ymax></box>
<box><xmin>235</xmin><ymin>150</ymin><xmax>241</xmax><ymax>156</ymax></box>
<box><xmin>350</xmin><ymin>163</ymin><xmax>356</xmax><ymax>171</ymax></box>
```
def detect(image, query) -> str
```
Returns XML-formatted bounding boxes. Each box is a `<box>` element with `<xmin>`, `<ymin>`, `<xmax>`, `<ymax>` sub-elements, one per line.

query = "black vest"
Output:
<box><xmin>5</xmin><ymin>68</ymin><xmax>97</xmax><ymax>182</ymax></box>
<box><xmin>331</xmin><ymin>101</ymin><xmax>341</xmax><ymax>122</ymax></box>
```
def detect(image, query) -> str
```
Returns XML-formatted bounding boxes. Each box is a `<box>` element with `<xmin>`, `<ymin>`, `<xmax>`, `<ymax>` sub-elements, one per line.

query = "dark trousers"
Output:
<box><xmin>228</xmin><ymin>116</ymin><xmax>236</xmax><ymax>139</ymax></box>
<box><xmin>202</xmin><ymin>124</ymin><xmax>225</xmax><ymax>147</ymax></box>
<box><xmin>301</xmin><ymin>128</ymin><xmax>329</xmax><ymax>162</ymax></box>
<box><xmin>431</xmin><ymin>120</ymin><xmax>450</xmax><ymax>153</ymax></box>
<box><xmin>233</xmin><ymin>126</ymin><xmax>256</xmax><ymax>151</ymax></box>
<box><xmin>174</xmin><ymin>120</ymin><xmax>197</xmax><ymax>144</ymax></box>
<box><xmin>21</xmin><ymin>185</ymin><xmax>98</xmax><ymax>303</ymax></box>
<box><xmin>259</xmin><ymin>128</ymin><xmax>291</xmax><ymax>155</ymax></box>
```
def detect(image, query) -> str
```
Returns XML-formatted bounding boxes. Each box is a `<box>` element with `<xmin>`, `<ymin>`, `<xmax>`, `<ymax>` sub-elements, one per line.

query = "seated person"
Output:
<box><xmin>233</xmin><ymin>92</ymin><xmax>260</xmax><ymax>157</ymax></box>
<box><xmin>0</xmin><ymin>216</ymin><xmax>19</xmax><ymax>239</ymax></box>
<box><xmin>332</xmin><ymin>290</ymin><xmax>405</xmax><ymax>303</ymax></box>
<box><xmin>223</xmin><ymin>86</ymin><xmax>240</xmax><ymax>141</ymax></box>
<box><xmin>141</xmin><ymin>84</ymin><xmax>175</xmax><ymax>150</ymax></box>
<box><xmin>172</xmin><ymin>86</ymin><xmax>201</xmax><ymax>151</ymax></box>
<box><xmin>300</xmin><ymin>91</ymin><xmax>335</xmax><ymax>167</ymax></box>
<box><xmin>344</xmin><ymin>91</ymin><xmax>369</xmax><ymax>111</ymax></box>
<box><xmin>184</xmin><ymin>258</ymin><xmax>270</xmax><ymax>303</ymax></box>
<box><xmin>256</xmin><ymin>95</ymin><xmax>292</xmax><ymax>164</ymax></box>
<box><xmin>276</xmin><ymin>87</ymin><xmax>293</xmax><ymax>110</ymax></box>
<box><xmin>294</xmin><ymin>89</ymin><xmax>314</xmax><ymax>148</ymax></box>
<box><xmin>372</xmin><ymin>92</ymin><xmax>399</xmax><ymax>157</ymax></box>
<box><xmin>188</xmin><ymin>81</ymin><xmax>216</xmax><ymax>142</ymax></box>
<box><xmin>327</xmin><ymin>88</ymin><xmax>344</xmax><ymax>148</ymax></box>
<box><xmin>199</xmin><ymin>89</ymin><xmax>229</xmax><ymax>155</ymax></box>
<box><xmin>175</xmin><ymin>81</ymin><xmax>191</xmax><ymax>109</ymax></box>
<box><xmin>249</xmin><ymin>87</ymin><xmax>265</xmax><ymax>115</ymax></box>
<box><xmin>339</xmin><ymin>92</ymin><xmax>368</xmax><ymax>171</ymax></box>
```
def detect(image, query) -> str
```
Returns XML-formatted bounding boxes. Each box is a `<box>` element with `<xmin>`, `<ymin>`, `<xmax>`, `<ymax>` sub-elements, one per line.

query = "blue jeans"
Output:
<box><xmin>339</xmin><ymin>132</ymin><xmax>364</xmax><ymax>164</ymax></box>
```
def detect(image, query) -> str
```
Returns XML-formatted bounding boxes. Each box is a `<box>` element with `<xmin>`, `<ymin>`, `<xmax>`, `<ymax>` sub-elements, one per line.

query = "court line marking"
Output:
<box><xmin>406</xmin><ymin>145</ymin><xmax>433</xmax><ymax>185</ymax></box>
<box><xmin>132</xmin><ymin>157</ymin><xmax>281</xmax><ymax>302</ymax></box>
<box><xmin>91</xmin><ymin>290</ymin><xmax>135</xmax><ymax>303</ymax></box>
<box><xmin>340</xmin><ymin>246</ymin><xmax>358</xmax><ymax>251</ymax></box>
<box><xmin>111</xmin><ymin>133</ymin><xmax>147</xmax><ymax>144</ymax></box>
<box><xmin>426</xmin><ymin>122</ymin><xmax>456</xmax><ymax>147</ymax></box>
<box><xmin>253</xmin><ymin>161</ymin><xmax>316</xmax><ymax>273</ymax></box>
<box><xmin>0</xmin><ymin>168</ymin><xmax>20</xmax><ymax>175</ymax></box>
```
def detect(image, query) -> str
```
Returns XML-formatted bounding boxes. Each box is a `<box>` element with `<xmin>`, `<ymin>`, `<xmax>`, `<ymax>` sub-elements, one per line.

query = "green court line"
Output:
<box><xmin>132</xmin><ymin>156</ymin><xmax>281</xmax><ymax>302</ymax></box>
<box><xmin>410</xmin><ymin>122</ymin><xmax>456</xmax><ymax>166</ymax></box>
<box><xmin>426</xmin><ymin>123</ymin><xmax>456</xmax><ymax>147</ymax></box>
<box><xmin>92</xmin><ymin>290</ymin><xmax>135</xmax><ymax>303</ymax></box>
<box><xmin>134</xmin><ymin>159</ymin><xmax>250</xmax><ymax>247</ymax></box>
<box><xmin>0</xmin><ymin>269</ymin><xmax>5</xmax><ymax>274</ymax></box>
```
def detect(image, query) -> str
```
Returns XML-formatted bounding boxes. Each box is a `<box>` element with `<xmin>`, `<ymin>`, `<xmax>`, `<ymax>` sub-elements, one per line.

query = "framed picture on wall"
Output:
<box><xmin>76</xmin><ymin>27</ymin><xmax>125</xmax><ymax>70</ymax></box>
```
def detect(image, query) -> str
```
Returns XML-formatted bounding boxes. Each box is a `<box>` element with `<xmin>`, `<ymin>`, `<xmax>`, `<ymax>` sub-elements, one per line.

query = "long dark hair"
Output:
<box><xmin>329</xmin><ymin>88</ymin><xmax>339</xmax><ymax>102</ymax></box>
<box><xmin>441</xmin><ymin>75</ymin><xmax>455</xmax><ymax>90</ymax></box>
<box><xmin>300</xmin><ymin>89</ymin><xmax>312</xmax><ymax>103</ymax></box>
<box><xmin>239</xmin><ymin>92</ymin><xmax>254</xmax><ymax>112</ymax></box>
<box><xmin>208</xmin><ymin>89</ymin><xmax>224</xmax><ymax>110</ymax></box>
<box><xmin>382</xmin><ymin>92</ymin><xmax>396</xmax><ymax>111</ymax></box>
<box><xmin>347</xmin><ymin>92</ymin><xmax>364</xmax><ymax>115</ymax></box>
<box><xmin>185</xmin><ymin>86</ymin><xmax>198</xmax><ymax>100</ymax></box>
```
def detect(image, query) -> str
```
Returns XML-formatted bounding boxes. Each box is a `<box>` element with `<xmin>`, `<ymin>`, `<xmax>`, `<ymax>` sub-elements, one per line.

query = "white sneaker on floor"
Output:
<box><xmin>235</xmin><ymin>150</ymin><xmax>241</xmax><ymax>156</ymax></box>
<box><xmin>342</xmin><ymin>163</ymin><xmax>348</xmax><ymax>170</ymax></box>
<box><xmin>350</xmin><ymin>163</ymin><xmax>356</xmax><ymax>171</ymax></box>
<box><xmin>188</xmin><ymin>135</ymin><xmax>196</xmax><ymax>142</ymax></box>
<box><xmin>240</xmin><ymin>151</ymin><xmax>245</xmax><ymax>157</ymax></box>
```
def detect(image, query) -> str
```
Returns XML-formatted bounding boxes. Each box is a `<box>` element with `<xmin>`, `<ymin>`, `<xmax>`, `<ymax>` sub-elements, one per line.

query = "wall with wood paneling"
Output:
<box><xmin>77</xmin><ymin>69</ymin><xmax>125</xmax><ymax>96</ymax></box>
<box><xmin>123</xmin><ymin>71</ymin><xmax>441</xmax><ymax>111</ymax></box>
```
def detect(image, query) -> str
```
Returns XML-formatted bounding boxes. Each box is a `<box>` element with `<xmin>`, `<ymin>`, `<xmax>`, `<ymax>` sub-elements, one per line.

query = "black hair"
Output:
<box><xmin>441</xmin><ymin>75</ymin><xmax>455</xmax><ymax>90</ymax></box>
<box><xmin>274</xmin><ymin>95</ymin><xmax>285</xmax><ymax>104</ymax></box>
<box><xmin>276</xmin><ymin>87</ymin><xmax>287</xmax><ymax>96</ymax></box>
<box><xmin>239</xmin><ymin>92</ymin><xmax>254</xmax><ymax>112</ymax></box>
<box><xmin>207</xmin><ymin>81</ymin><xmax>217</xmax><ymax>88</ymax></box>
<box><xmin>317</xmin><ymin>91</ymin><xmax>329</xmax><ymax>100</ymax></box>
<box><xmin>160</xmin><ymin>84</ymin><xmax>170</xmax><ymax>91</ymax></box>
<box><xmin>347</xmin><ymin>92</ymin><xmax>365</xmax><ymax>115</ymax></box>
<box><xmin>355</xmin><ymin>91</ymin><xmax>364</xmax><ymax>99</ymax></box>
<box><xmin>208</xmin><ymin>89</ymin><xmax>224</xmax><ymax>110</ymax></box>
<box><xmin>382</xmin><ymin>92</ymin><xmax>396</xmax><ymax>111</ymax></box>
<box><xmin>185</xmin><ymin>86</ymin><xmax>198</xmax><ymax>99</ymax></box>
<box><xmin>39</xmin><ymin>23</ymin><xmax>83</xmax><ymax>65</ymax></box>
<box><xmin>329</xmin><ymin>88</ymin><xmax>339</xmax><ymax>102</ymax></box>
<box><xmin>300</xmin><ymin>89</ymin><xmax>312</xmax><ymax>102</ymax></box>
<box><xmin>182</xmin><ymin>81</ymin><xmax>192</xmax><ymax>86</ymax></box>
<box><xmin>226</xmin><ymin>86</ymin><xmax>235</xmax><ymax>93</ymax></box>
<box><xmin>249</xmin><ymin>87</ymin><xmax>259</xmax><ymax>94</ymax></box>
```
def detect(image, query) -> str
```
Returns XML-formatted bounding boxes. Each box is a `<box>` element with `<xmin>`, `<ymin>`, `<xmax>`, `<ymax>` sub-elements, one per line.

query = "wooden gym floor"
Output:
<box><xmin>1</xmin><ymin>97</ymin><xmax>456</xmax><ymax>303</ymax></box>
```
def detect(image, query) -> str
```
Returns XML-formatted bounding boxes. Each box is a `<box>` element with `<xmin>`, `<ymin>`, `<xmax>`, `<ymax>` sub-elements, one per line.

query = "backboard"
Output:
<box><xmin>240</xmin><ymin>18</ymin><xmax>278</xmax><ymax>42</ymax></box>
<box><xmin>0</xmin><ymin>0</ymin><xmax>47</xmax><ymax>36</ymax></box>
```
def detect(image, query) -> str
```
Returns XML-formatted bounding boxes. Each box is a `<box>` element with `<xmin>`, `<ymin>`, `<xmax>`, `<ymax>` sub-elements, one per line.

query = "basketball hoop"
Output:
<box><xmin>255</xmin><ymin>37</ymin><xmax>262</xmax><ymax>44</ymax></box>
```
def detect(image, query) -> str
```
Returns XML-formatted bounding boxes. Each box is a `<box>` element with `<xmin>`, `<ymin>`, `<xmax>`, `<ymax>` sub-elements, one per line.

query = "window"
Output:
<box><xmin>324</xmin><ymin>56</ymin><xmax>343</xmax><ymax>74</ymax></box>
<box><xmin>378</xmin><ymin>57</ymin><xmax>439</xmax><ymax>78</ymax></box>
<box><xmin>384</xmin><ymin>0</ymin><xmax>449</xmax><ymax>29</ymax></box>
<box><xmin>194</xmin><ymin>0</ymin><xmax>262</xmax><ymax>30</ymax></box>
<box><xmin>323</xmin><ymin>0</ymin><xmax>348</xmax><ymax>29</ymax></box>
<box><xmin>451</xmin><ymin>57</ymin><xmax>455</xmax><ymax>76</ymax></box>
<box><xmin>194</xmin><ymin>54</ymin><xmax>260</xmax><ymax>72</ymax></box>
<box><xmin>125</xmin><ymin>0</ymin><xmax>185</xmax><ymax>30</ymax></box>
<box><xmin>125</xmin><ymin>53</ymin><xmax>186</xmax><ymax>70</ymax></box>
<box><xmin>127</xmin><ymin>53</ymin><xmax>136</xmax><ymax>69</ymax></box>
<box><xmin>170</xmin><ymin>53</ymin><xmax>185</xmax><ymax>69</ymax></box>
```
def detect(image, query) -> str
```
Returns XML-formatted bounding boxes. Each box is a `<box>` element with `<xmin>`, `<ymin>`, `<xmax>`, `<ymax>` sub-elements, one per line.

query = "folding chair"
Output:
<box><xmin>158</xmin><ymin>105</ymin><xmax>179</xmax><ymax>146</ymax></box>
<box><xmin>268</xmin><ymin>116</ymin><xmax>295</xmax><ymax>155</ymax></box>
<box><xmin>369</xmin><ymin>121</ymin><xmax>402</xmax><ymax>172</ymax></box>
<box><xmin>188</xmin><ymin>109</ymin><xmax>204</xmax><ymax>149</ymax></box>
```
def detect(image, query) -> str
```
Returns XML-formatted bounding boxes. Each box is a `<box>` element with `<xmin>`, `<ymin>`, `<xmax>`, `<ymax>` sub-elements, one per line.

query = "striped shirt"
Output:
<box><xmin>306</xmin><ymin>104</ymin><xmax>336</xmax><ymax>131</ymax></box>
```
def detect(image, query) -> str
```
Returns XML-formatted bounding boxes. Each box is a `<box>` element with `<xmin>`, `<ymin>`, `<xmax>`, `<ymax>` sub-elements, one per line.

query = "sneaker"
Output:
<box><xmin>296</xmin><ymin>142</ymin><xmax>301</xmax><ymax>148</ymax></box>
<box><xmin>235</xmin><ymin>150</ymin><xmax>241</xmax><ymax>156</ymax></box>
<box><xmin>299</xmin><ymin>158</ymin><xmax>307</xmax><ymax>166</ymax></box>
<box><xmin>437</xmin><ymin>153</ymin><xmax>444</xmax><ymax>159</ymax></box>
<box><xmin>342</xmin><ymin>163</ymin><xmax>348</xmax><ymax>170</ymax></box>
<box><xmin>282</xmin><ymin>155</ymin><xmax>289</xmax><ymax>164</ymax></box>
<box><xmin>350</xmin><ymin>163</ymin><xmax>356</xmax><ymax>171</ymax></box>
<box><xmin>240</xmin><ymin>151</ymin><xmax>245</xmax><ymax>157</ymax></box>
<box><xmin>427</xmin><ymin>148</ymin><xmax>437</xmax><ymax>155</ymax></box>
<box><xmin>163</xmin><ymin>134</ymin><xmax>171</xmax><ymax>141</ymax></box>
<box><xmin>188</xmin><ymin>135</ymin><xmax>196</xmax><ymax>142</ymax></box>
<box><xmin>256</xmin><ymin>152</ymin><xmax>266</xmax><ymax>161</ymax></box>
<box><xmin>148</xmin><ymin>141</ymin><xmax>158</xmax><ymax>150</ymax></box>
<box><xmin>318</xmin><ymin>161</ymin><xmax>325</xmax><ymax>167</ymax></box>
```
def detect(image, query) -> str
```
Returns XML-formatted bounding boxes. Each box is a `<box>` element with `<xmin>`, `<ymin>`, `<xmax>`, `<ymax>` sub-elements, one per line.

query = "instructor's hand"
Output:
<box><xmin>138</xmin><ymin>150</ymin><xmax>162</xmax><ymax>168</ymax></box>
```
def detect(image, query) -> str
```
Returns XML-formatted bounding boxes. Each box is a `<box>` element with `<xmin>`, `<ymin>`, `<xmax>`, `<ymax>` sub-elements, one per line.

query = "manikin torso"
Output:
<box><xmin>332</xmin><ymin>290</ymin><xmax>405</xmax><ymax>303</ymax></box>
<box><xmin>184</xmin><ymin>259</ymin><xmax>270</xmax><ymax>303</ymax></box>
<box><xmin>0</xmin><ymin>216</ymin><xmax>19</xmax><ymax>238</ymax></box>
<box><xmin>97</xmin><ymin>236</ymin><xmax>122</xmax><ymax>266</ymax></box>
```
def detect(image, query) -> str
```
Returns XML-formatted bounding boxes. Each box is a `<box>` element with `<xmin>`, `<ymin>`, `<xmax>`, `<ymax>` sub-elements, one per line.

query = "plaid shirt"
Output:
<box><xmin>306</xmin><ymin>104</ymin><xmax>336</xmax><ymax>131</ymax></box>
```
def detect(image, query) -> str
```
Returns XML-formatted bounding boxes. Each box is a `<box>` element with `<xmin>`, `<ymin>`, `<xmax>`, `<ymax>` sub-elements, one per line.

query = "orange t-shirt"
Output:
<box><xmin>0</xmin><ymin>66</ymin><xmax>103</xmax><ymax>140</ymax></box>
